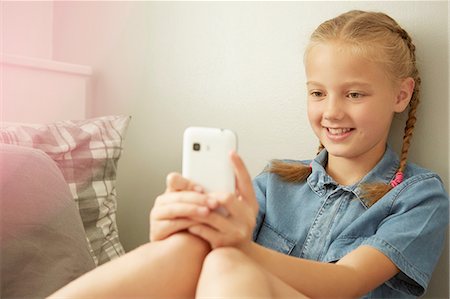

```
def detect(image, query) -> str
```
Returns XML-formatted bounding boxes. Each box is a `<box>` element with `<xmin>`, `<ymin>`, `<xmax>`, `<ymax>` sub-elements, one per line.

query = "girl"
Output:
<box><xmin>50</xmin><ymin>10</ymin><xmax>448</xmax><ymax>298</ymax></box>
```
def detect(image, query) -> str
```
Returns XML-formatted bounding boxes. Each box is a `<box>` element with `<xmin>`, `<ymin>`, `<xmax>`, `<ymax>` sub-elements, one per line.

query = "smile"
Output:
<box><xmin>327</xmin><ymin>127</ymin><xmax>353</xmax><ymax>135</ymax></box>
<box><xmin>324</xmin><ymin>127</ymin><xmax>354</xmax><ymax>141</ymax></box>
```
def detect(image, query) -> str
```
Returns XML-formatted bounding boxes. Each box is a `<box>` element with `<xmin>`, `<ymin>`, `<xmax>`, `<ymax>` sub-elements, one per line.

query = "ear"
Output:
<box><xmin>394</xmin><ymin>77</ymin><xmax>415</xmax><ymax>113</ymax></box>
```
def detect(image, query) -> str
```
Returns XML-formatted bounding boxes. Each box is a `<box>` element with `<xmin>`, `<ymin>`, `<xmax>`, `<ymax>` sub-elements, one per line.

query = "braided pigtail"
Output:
<box><xmin>268</xmin><ymin>160</ymin><xmax>312</xmax><ymax>183</ymax></box>
<box><xmin>360</xmin><ymin>24</ymin><xmax>421</xmax><ymax>207</ymax></box>
<box><xmin>267</xmin><ymin>144</ymin><xmax>324</xmax><ymax>183</ymax></box>
<box><xmin>395</xmin><ymin>28</ymin><xmax>421</xmax><ymax>178</ymax></box>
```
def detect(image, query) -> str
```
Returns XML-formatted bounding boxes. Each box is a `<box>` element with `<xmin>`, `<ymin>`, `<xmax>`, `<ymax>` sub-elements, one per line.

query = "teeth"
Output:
<box><xmin>328</xmin><ymin>128</ymin><xmax>352</xmax><ymax>135</ymax></box>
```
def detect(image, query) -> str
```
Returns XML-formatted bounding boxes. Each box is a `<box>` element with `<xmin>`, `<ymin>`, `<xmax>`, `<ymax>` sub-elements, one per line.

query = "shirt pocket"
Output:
<box><xmin>255</xmin><ymin>222</ymin><xmax>296</xmax><ymax>255</ymax></box>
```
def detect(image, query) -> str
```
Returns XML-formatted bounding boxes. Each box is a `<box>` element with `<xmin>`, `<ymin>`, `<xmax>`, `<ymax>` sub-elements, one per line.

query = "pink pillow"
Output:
<box><xmin>0</xmin><ymin>115</ymin><xmax>131</xmax><ymax>265</ymax></box>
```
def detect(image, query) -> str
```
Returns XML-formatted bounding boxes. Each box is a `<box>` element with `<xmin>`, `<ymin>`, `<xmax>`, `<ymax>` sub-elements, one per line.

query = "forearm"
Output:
<box><xmin>240</xmin><ymin>242</ymin><xmax>379</xmax><ymax>298</ymax></box>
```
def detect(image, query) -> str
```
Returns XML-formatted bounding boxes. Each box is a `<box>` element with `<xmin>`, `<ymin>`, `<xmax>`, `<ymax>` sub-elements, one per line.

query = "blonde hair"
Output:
<box><xmin>269</xmin><ymin>10</ymin><xmax>421</xmax><ymax>207</ymax></box>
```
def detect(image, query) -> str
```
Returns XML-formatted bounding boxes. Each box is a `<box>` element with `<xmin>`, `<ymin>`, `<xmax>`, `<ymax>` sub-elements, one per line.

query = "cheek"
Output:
<box><xmin>307</xmin><ymin>103</ymin><xmax>323</xmax><ymax>138</ymax></box>
<box><xmin>356</xmin><ymin>105</ymin><xmax>394</xmax><ymax>131</ymax></box>
<box><xmin>307</xmin><ymin>102</ymin><xmax>321</xmax><ymax>125</ymax></box>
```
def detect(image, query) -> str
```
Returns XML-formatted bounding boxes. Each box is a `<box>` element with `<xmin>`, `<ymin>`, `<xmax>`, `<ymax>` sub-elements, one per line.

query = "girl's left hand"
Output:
<box><xmin>187</xmin><ymin>151</ymin><xmax>259</xmax><ymax>249</ymax></box>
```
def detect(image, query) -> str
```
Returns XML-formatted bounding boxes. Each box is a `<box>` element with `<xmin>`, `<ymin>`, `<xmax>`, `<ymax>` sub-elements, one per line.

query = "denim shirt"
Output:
<box><xmin>252</xmin><ymin>146</ymin><xmax>449</xmax><ymax>298</ymax></box>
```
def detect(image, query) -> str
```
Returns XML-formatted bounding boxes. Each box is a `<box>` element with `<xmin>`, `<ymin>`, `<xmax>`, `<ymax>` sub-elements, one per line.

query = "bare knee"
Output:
<box><xmin>202</xmin><ymin>247</ymin><xmax>249</xmax><ymax>274</ymax></box>
<box><xmin>121</xmin><ymin>233</ymin><xmax>212</xmax><ymax>298</ymax></box>
<box><xmin>197</xmin><ymin>247</ymin><xmax>274</xmax><ymax>297</ymax></box>
<box><xmin>201</xmin><ymin>247</ymin><xmax>269</xmax><ymax>280</ymax></box>
<box><xmin>200</xmin><ymin>247</ymin><xmax>250</xmax><ymax>286</ymax></box>
<box><xmin>142</xmin><ymin>232</ymin><xmax>211</xmax><ymax>261</ymax></box>
<box><xmin>166</xmin><ymin>232</ymin><xmax>211</xmax><ymax>253</ymax></box>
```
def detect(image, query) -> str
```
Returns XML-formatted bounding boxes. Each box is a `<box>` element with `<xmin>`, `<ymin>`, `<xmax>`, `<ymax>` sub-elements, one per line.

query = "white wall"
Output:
<box><xmin>52</xmin><ymin>2</ymin><xmax>448</xmax><ymax>298</ymax></box>
<box><xmin>1</xmin><ymin>1</ymin><xmax>53</xmax><ymax>58</ymax></box>
<box><xmin>0</xmin><ymin>1</ymin><xmax>91</xmax><ymax>123</ymax></box>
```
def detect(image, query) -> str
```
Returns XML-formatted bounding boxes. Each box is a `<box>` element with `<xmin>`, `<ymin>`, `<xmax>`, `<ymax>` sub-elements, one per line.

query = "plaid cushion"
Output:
<box><xmin>0</xmin><ymin>115</ymin><xmax>131</xmax><ymax>265</ymax></box>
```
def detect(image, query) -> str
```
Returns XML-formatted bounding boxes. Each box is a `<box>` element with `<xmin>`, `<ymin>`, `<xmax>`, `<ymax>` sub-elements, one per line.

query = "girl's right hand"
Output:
<box><xmin>149</xmin><ymin>173</ymin><xmax>218</xmax><ymax>242</ymax></box>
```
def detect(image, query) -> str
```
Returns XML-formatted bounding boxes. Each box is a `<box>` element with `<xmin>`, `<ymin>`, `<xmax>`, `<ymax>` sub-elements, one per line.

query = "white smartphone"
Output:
<box><xmin>182</xmin><ymin>127</ymin><xmax>237</xmax><ymax>193</ymax></box>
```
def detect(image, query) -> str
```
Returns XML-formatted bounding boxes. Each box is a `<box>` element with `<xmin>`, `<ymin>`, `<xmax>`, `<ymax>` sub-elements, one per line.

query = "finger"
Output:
<box><xmin>166</xmin><ymin>172</ymin><xmax>204</xmax><ymax>193</ymax></box>
<box><xmin>155</xmin><ymin>192</ymin><xmax>211</xmax><ymax>207</ymax></box>
<box><xmin>208</xmin><ymin>192</ymin><xmax>253</xmax><ymax>219</ymax></box>
<box><xmin>230</xmin><ymin>151</ymin><xmax>255</xmax><ymax>199</ymax></box>
<box><xmin>189</xmin><ymin>210</ymin><xmax>233</xmax><ymax>233</ymax></box>
<box><xmin>208</xmin><ymin>192</ymin><xmax>245</xmax><ymax>219</ymax></box>
<box><xmin>152</xmin><ymin>203</ymin><xmax>210</xmax><ymax>220</ymax></box>
<box><xmin>188</xmin><ymin>224</ymin><xmax>224</xmax><ymax>248</ymax></box>
<box><xmin>150</xmin><ymin>219</ymin><xmax>197</xmax><ymax>242</ymax></box>
<box><xmin>230</xmin><ymin>152</ymin><xmax>258</xmax><ymax>213</ymax></box>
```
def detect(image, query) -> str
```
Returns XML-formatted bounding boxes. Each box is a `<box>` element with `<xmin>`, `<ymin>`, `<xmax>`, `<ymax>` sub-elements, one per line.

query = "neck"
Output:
<box><xmin>326</xmin><ymin>147</ymin><xmax>386</xmax><ymax>186</ymax></box>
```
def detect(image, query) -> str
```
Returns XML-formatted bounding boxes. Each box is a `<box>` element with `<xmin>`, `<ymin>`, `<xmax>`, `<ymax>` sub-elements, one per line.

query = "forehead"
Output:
<box><xmin>305</xmin><ymin>42</ymin><xmax>390</xmax><ymax>86</ymax></box>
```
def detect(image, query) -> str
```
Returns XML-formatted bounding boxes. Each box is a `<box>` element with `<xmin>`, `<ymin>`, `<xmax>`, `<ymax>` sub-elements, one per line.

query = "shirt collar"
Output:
<box><xmin>307</xmin><ymin>146</ymin><xmax>399</xmax><ymax>207</ymax></box>
<box><xmin>307</xmin><ymin>149</ymin><xmax>334</xmax><ymax>196</ymax></box>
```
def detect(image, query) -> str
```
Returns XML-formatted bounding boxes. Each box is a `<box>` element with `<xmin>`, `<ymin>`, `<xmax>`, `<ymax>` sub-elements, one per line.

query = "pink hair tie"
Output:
<box><xmin>390</xmin><ymin>171</ymin><xmax>404</xmax><ymax>187</ymax></box>
<box><xmin>309</xmin><ymin>163</ymin><xmax>313</xmax><ymax>170</ymax></box>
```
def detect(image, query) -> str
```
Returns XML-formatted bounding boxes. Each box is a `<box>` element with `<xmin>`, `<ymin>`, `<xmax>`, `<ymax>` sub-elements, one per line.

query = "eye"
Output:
<box><xmin>310</xmin><ymin>91</ymin><xmax>325</xmax><ymax>98</ymax></box>
<box><xmin>347</xmin><ymin>92</ymin><xmax>364</xmax><ymax>99</ymax></box>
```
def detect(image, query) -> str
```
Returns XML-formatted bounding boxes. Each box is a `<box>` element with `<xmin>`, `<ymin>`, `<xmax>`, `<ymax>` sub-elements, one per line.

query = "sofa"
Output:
<box><xmin>0</xmin><ymin>115</ymin><xmax>130</xmax><ymax>297</ymax></box>
<box><xmin>0</xmin><ymin>144</ymin><xmax>95</xmax><ymax>297</ymax></box>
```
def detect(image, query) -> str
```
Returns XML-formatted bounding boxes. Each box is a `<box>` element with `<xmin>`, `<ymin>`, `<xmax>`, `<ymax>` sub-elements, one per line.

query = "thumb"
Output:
<box><xmin>230</xmin><ymin>151</ymin><xmax>258</xmax><ymax>213</ymax></box>
<box><xmin>165</xmin><ymin>172</ymin><xmax>203</xmax><ymax>193</ymax></box>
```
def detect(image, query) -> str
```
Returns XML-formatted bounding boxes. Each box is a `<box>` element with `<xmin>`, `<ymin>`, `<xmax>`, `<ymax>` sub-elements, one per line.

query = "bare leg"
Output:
<box><xmin>49</xmin><ymin>233</ymin><xmax>210</xmax><ymax>298</ymax></box>
<box><xmin>196</xmin><ymin>247</ymin><xmax>309</xmax><ymax>298</ymax></box>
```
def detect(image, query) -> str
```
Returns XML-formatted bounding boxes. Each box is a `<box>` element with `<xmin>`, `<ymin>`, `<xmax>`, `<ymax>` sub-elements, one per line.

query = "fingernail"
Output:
<box><xmin>193</xmin><ymin>185</ymin><xmax>204</xmax><ymax>193</ymax></box>
<box><xmin>188</xmin><ymin>226</ymin><xmax>199</xmax><ymax>234</ymax></box>
<box><xmin>207</xmin><ymin>198</ymin><xmax>218</xmax><ymax>209</ymax></box>
<box><xmin>197</xmin><ymin>206</ymin><xmax>209</xmax><ymax>216</ymax></box>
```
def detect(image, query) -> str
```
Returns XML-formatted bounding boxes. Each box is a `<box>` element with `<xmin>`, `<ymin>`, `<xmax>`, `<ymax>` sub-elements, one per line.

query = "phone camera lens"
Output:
<box><xmin>193</xmin><ymin>143</ymin><xmax>201</xmax><ymax>151</ymax></box>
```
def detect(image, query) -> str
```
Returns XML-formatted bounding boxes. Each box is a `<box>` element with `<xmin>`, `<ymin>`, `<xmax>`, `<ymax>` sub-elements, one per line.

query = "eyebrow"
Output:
<box><xmin>306</xmin><ymin>81</ymin><xmax>323</xmax><ymax>86</ymax></box>
<box><xmin>306</xmin><ymin>81</ymin><xmax>372</xmax><ymax>88</ymax></box>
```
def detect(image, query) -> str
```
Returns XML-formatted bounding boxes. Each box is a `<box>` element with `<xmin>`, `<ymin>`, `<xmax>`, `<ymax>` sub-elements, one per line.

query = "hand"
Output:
<box><xmin>187</xmin><ymin>151</ymin><xmax>259</xmax><ymax>249</ymax></box>
<box><xmin>149</xmin><ymin>173</ymin><xmax>218</xmax><ymax>242</ymax></box>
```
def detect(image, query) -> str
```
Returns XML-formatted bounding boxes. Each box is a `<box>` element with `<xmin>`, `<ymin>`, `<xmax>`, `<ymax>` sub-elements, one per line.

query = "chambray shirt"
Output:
<box><xmin>252</xmin><ymin>146</ymin><xmax>449</xmax><ymax>298</ymax></box>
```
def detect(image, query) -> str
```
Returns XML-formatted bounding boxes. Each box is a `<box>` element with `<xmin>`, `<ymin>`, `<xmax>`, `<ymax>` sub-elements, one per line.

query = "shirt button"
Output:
<box><xmin>313</xmin><ymin>230</ymin><xmax>321</xmax><ymax>237</ymax></box>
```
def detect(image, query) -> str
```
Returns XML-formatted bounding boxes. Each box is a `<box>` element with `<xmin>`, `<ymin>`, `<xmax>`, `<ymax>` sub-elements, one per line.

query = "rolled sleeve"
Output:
<box><xmin>362</xmin><ymin>174</ymin><xmax>449</xmax><ymax>296</ymax></box>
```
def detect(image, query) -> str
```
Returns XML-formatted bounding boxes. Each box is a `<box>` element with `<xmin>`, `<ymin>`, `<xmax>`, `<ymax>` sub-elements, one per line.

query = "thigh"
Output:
<box><xmin>198</xmin><ymin>247</ymin><xmax>308</xmax><ymax>298</ymax></box>
<box><xmin>50</xmin><ymin>233</ymin><xmax>211</xmax><ymax>298</ymax></box>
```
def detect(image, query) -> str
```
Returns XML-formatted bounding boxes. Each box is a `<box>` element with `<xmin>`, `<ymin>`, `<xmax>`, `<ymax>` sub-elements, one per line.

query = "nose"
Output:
<box><xmin>323</xmin><ymin>95</ymin><xmax>345</xmax><ymax>121</ymax></box>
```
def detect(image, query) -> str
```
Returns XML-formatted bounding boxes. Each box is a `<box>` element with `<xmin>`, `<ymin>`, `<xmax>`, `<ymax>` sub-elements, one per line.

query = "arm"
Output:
<box><xmin>240</xmin><ymin>241</ymin><xmax>399</xmax><ymax>298</ymax></box>
<box><xmin>187</xmin><ymin>152</ymin><xmax>399</xmax><ymax>298</ymax></box>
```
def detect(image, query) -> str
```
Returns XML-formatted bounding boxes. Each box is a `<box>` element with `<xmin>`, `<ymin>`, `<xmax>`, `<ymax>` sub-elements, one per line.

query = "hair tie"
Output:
<box><xmin>390</xmin><ymin>171</ymin><xmax>404</xmax><ymax>187</ymax></box>
<box><xmin>309</xmin><ymin>162</ymin><xmax>313</xmax><ymax>170</ymax></box>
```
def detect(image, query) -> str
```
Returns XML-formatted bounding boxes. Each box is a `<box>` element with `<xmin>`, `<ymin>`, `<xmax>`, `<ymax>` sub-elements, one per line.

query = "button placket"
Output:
<box><xmin>300</xmin><ymin>189</ymin><xmax>344</xmax><ymax>260</ymax></box>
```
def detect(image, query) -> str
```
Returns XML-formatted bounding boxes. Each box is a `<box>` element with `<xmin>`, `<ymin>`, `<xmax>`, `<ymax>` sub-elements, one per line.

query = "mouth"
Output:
<box><xmin>323</xmin><ymin>126</ymin><xmax>355</xmax><ymax>141</ymax></box>
<box><xmin>326</xmin><ymin>127</ymin><xmax>354</xmax><ymax>135</ymax></box>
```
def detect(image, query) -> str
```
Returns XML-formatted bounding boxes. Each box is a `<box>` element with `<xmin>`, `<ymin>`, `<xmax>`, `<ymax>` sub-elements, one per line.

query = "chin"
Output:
<box><xmin>321</xmin><ymin>143</ymin><xmax>355</xmax><ymax>158</ymax></box>
<box><xmin>326</xmin><ymin>149</ymin><xmax>350</xmax><ymax>158</ymax></box>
